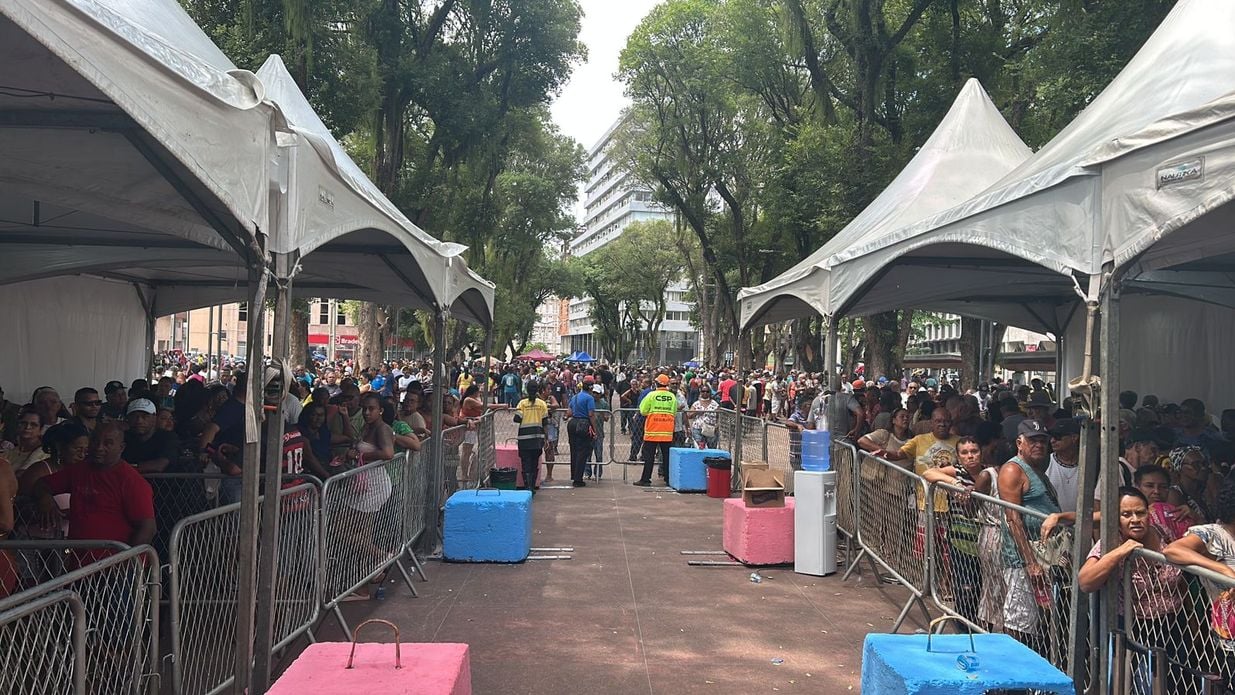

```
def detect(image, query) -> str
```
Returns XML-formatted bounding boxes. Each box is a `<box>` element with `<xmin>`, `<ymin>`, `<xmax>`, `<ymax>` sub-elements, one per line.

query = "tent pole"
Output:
<box><xmin>1054</xmin><ymin>333</ymin><xmax>1064</xmax><ymax>400</ymax></box>
<box><xmin>1068</xmin><ymin>279</ymin><xmax>1101</xmax><ymax>691</ymax></box>
<box><xmin>234</xmin><ymin>260</ymin><xmax>269</xmax><ymax>694</ymax></box>
<box><xmin>1096</xmin><ymin>269</ymin><xmax>1122</xmax><ymax>691</ymax></box>
<box><xmin>207</xmin><ymin>305</ymin><xmax>215</xmax><ymax>378</ymax></box>
<box><xmin>423</xmin><ymin>308</ymin><xmax>448</xmax><ymax>555</ymax></box>
<box><xmin>146</xmin><ymin>300</ymin><xmax>155</xmax><ymax>382</ymax></box>
<box><xmin>824</xmin><ymin>316</ymin><xmax>838</xmax><ymax>389</ymax></box>
<box><xmin>482</xmin><ymin>324</ymin><xmax>494</xmax><ymax>409</ymax></box>
<box><xmin>251</xmin><ymin>253</ymin><xmax>292</xmax><ymax>692</ymax></box>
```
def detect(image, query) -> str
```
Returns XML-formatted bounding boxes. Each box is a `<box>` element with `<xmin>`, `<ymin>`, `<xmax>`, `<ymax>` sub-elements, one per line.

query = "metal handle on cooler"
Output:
<box><xmin>925</xmin><ymin>616</ymin><xmax>976</xmax><ymax>653</ymax></box>
<box><xmin>347</xmin><ymin>619</ymin><xmax>402</xmax><ymax>669</ymax></box>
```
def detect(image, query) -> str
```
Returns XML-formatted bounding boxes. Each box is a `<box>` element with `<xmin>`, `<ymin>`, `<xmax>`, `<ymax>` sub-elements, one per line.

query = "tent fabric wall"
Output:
<box><xmin>1</xmin><ymin>276</ymin><xmax>148</xmax><ymax>400</ymax></box>
<box><xmin>1058</xmin><ymin>294</ymin><xmax>1235</xmax><ymax>415</ymax></box>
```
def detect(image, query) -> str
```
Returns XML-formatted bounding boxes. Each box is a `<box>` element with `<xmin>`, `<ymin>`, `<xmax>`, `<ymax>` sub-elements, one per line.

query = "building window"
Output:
<box><xmin>318</xmin><ymin>301</ymin><xmax>329</xmax><ymax>325</ymax></box>
<box><xmin>238</xmin><ymin>302</ymin><xmax>248</xmax><ymax>322</ymax></box>
<box><xmin>337</xmin><ymin>308</ymin><xmax>346</xmax><ymax>325</ymax></box>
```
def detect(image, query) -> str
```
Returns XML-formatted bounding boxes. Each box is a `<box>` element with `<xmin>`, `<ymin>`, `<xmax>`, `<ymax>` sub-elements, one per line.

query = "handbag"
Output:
<box><xmin>700</xmin><ymin>421</ymin><xmax>717</xmax><ymax>438</ymax></box>
<box><xmin>1030</xmin><ymin>526</ymin><xmax>1073</xmax><ymax>569</ymax></box>
<box><xmin>1022</xmin><ymin>459</ymin><xmax>1072</xmax><ymax>570</ymax></box>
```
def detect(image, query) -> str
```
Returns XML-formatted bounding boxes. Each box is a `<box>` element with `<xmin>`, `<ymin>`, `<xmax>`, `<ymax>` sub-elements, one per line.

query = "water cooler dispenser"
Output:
<box><xmin>794</xmin><ymin>469</ymin><xmax>837</xmax><ymax>576</ymax></box>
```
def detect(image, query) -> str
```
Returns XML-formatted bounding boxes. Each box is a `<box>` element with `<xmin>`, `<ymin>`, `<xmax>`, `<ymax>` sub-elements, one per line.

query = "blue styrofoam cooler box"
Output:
<box><xmin>669</xmin><ymin>448</ymin><xmax>728</xmax><ymax>492</ymax></box>
<box><xmin>443</xmin><ymin>489</ymin><xmax>532</xmax><ymax>563</ymax></box>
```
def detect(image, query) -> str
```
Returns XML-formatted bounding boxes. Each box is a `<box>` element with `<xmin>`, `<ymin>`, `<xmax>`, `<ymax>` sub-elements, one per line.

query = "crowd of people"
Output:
<box><xmin>8</xmin><ymin>350</ymin><xmax>1235</xmax><ymax>688</ymax></box>
<box><xmin>819</xmin><ymin>374</ymin><xmax>1235</xmax><ymax>690</ymax></box>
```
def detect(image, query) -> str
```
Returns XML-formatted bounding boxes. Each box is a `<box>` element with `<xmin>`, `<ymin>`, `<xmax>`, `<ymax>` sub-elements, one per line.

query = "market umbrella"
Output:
<box><xmin>572</xmin><ymin>351</ymin><xmax>597</xmax><ymax>363</ymax></box>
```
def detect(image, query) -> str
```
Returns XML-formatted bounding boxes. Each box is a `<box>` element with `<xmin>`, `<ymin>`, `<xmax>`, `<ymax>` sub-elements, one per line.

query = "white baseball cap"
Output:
<box><xmin>126</xmin><ymin>398</ymin><xmax>156</xmax><ymax>415</ymax></box>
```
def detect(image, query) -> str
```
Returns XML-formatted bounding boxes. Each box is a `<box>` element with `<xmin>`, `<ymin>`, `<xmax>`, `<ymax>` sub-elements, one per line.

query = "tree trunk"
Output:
<box><xmin>989</xmin><ymin>323</ymin><xmax>1010</xmax><ymax>381</ymax></box>
<box><xmin>861</xmin><ymin>310</ymin><xmax>915</xmax><ymax>380</ymax></box>
<box><xmin>959</xmin><ymin>316</ymin><xmax>982</xmax><ymax>391</ymax></box>
<box><xmin>356</xmin><ymin>302</ymin><xmax>385</xmax><ymax>368</ymax></box>
<box><xmin>289</xmin><ymin>305</ymin><xmax>309</xmax><ymax>368</ymax></box>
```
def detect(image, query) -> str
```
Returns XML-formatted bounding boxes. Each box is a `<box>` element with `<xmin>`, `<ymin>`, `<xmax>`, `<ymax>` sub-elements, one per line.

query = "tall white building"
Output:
<box><xmin>561</xmin><ymin>118</ymin><xmax>699</xmax><ymax>363</ymax></box>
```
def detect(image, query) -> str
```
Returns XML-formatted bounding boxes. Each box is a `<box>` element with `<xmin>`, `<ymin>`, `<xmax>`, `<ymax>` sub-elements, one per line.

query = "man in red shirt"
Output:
<box><xmin>718</xmin><ymin>372</ymin><xmax>737</xmax><ymax>410</ymax></box>
<box><xmin>34</xmin><ymin>422</ymin><xmax>155</xmax><ymax>549</ymax></box>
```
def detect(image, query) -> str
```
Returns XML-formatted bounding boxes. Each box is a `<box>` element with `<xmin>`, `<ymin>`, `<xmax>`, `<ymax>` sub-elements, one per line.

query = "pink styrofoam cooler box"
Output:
<box><xmin>722</xmin><ymin>497</ymin><xmax>795</xmax><ymax>565</ymax></box>
<box><xmin>269</xmin><ymin>642</ymin><xmax>471</xmax><ymax>695</ymax></box>
<box><xmin>494</xmin><ymin>443</ymin><xmax>543</xmax><ymax>487</ymax></box>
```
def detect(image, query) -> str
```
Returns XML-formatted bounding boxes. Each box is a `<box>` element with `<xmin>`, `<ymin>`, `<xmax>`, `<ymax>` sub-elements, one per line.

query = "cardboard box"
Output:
<box><xmin>742</xmin><ymin>460</ymin><xmax>769</xmax><ymax>471</ymax></box>
<box><xmin>742</xmin><ymin>466</ymin><xmax>785</xmax><ymax>508</ymax></box>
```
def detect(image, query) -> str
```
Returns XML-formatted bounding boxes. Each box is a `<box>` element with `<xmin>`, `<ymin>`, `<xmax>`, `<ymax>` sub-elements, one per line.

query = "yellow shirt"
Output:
<box><xmin>899</xmin><ymin>433</ymin><xmax>959</xmax><ymax>512</ymax></box>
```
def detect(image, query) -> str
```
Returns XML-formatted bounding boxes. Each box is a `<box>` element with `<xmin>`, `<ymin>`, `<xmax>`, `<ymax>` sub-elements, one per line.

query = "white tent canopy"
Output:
<box><xmin>737</xmin><ymin>79</ymin><xmax>1031</xmax><ymax>329</ymax></box>
<box><xmin>256</xmin><ymin>56</ymin><xmax>494</xmax><ymax>325</ymax></box>
<box><xmin>825</xmin><ymin>0</ymin><xmax>1235</xmax><ymax>320</ymax></box>
<box><xmin>0</xmin><ymin>0</ymin><xmax>494</xmax><ymax>398</ymax></box>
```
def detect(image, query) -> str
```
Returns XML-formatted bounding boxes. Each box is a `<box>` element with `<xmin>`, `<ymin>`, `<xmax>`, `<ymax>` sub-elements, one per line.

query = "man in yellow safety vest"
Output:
<box><xmin>634</xmin><ymin>373</ymin><xmax>677</xmax><ymax>486</ymax></box>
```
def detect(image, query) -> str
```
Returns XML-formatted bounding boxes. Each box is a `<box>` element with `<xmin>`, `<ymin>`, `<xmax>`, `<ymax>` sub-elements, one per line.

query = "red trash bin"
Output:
<box><xmin>705</xmin><ymin>456</ymin><xmax>732</xmax><ymax>498</ymax></box>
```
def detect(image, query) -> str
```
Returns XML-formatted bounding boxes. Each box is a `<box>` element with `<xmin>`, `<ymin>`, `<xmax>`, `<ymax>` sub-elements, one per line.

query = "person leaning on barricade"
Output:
<box><xmin>32</xmin><ymin>422</ymin><xmax>155</xmax><ymax>565</ymax></box>
<box><xmin>1079</xmin><ymin>486</ymin><xmax>1187</xmax><ymax>693</ymax></box>
<box><xmin>995</xmin><ymin>419</ymin><xmax>1062</xmax><ymax>653</ymax></box>
<box><xmin>1165</xmin><ymin>480</ymin><xmax>1235</xmax><ymax>687</ymax></box>
<box><xmin>921</xmin><ymin>435</ymin><xmax>1006</xmax><ymax>631</ymax></box>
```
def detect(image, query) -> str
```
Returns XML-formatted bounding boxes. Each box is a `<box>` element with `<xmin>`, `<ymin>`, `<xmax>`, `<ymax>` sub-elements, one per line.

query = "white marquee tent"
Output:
<box><xmin>1</xmin><ymin>0</ymin><xmax>494</xmax><ymax>689</ymax></box>
<box><xmin>0</xmin><ymin>1</ymin><xmax>493</xmax><ymax>399</ymax></box>
<box><xmin>820</xmin><ymin>0</ymin><xmax>1235</xmax><ymax>410</ymax></box>
<box><xmin>738</xmin><ymin>78</ymin><xmax>1032</xmax><ymax>330</ymax></box>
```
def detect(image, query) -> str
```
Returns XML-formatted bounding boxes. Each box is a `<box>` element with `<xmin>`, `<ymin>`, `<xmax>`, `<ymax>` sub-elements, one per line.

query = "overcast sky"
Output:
<box><xmin>550</xmin><ymin>0</ymin><xmax>663</xmax><ymax>154</ymax></box>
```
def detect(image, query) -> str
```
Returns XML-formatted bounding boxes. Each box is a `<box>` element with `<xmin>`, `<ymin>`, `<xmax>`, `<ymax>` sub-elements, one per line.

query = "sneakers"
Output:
<box><xmin>632</xmin><ymin>480</ymin><xmax>652</xmax><ymax>487</ymax></box>
<box><xmin>573</xmin><ymin>480</ymin><xmax>586</xmax><ymax>488</ymax></box>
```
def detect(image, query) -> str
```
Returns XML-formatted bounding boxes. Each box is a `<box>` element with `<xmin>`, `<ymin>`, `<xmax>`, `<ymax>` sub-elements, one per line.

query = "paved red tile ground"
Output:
<box><xmin>302</xmin><ymin>465</ymin><xmax>929</xmax><ymax>694</ymax></box>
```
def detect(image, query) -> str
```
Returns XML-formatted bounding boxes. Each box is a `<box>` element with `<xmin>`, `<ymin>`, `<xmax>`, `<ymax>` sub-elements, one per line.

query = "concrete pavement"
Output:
<box><xmin>302</xmin><ymin>466</ymin><xmax>927</xmax><ymax>694</ymax></box>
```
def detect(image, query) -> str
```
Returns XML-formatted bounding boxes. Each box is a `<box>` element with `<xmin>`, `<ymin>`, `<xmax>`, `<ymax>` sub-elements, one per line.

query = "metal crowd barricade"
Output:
<box><xmin>0</xmin><ymin>589</ymin><xmax>87</xmax><ymax>694</ymax></box>
<box><xmin>0</xmin><ymin>543</ymin><xmax>160</xmax><ymax>694</ymax></box>
<box><xmin>609</xmin><ymin>408</ymin><xmax>643</xmax><ymax>482</ymax></box>
<box><xmin>1115</xmin><ymin>548</ymin><xmax>1235</xmax><ymax>694</ymax></box>
<box><xmin>716</xmin><ymin>408</ymin><xmax>742</xmax><ymax>491</ymax></box>
<box><xmin>924</xmin><ymin>480</ymin><xmax>1085</xmax><ymax>683</ymax></box>
<box><xmin>169</xmin><ymin>482</ymin><xmax>321</xmax><ymax>695</ymax></box>
<box><xmin>441</xmin><ymin>423</ymin><xmax>467</xmax><ymax>494</ymax></box>
<box><xmin>476</xmin><ymin>411</ymin><xmax>497</xmax><ymax>485</ymax></box>
<box><xmin>831</xmin><ymin>439</ymin><xmax>859</xmax><ymax>569</ymax></box>
<box><xmin>320</xmin><ymin>456</ymin><xmax>419</xmax><ymax>635</ymax></box>
<box><xmin>831</xmin><ymin>439</ymin><xmax>858</xmax><ymax>537</ymax></box>
<box><xmin>844</xmin><ymin>451</ymin><xmax>932</xmax><ymax>631</ymax></box>
<box><xmin>762</xmin><ymin>421</ymin><xmax>795</xmax><ymax>495</ymax></box>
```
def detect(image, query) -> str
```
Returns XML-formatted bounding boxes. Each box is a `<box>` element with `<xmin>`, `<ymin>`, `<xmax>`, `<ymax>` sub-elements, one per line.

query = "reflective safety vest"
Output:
<box><xmin>639</xmin><ymin>388</ymin><xmax>677</xmax><ymax>442</ymax></box>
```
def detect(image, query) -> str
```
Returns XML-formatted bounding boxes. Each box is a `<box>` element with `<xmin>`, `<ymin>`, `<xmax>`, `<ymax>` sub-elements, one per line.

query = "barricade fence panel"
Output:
<box><xmin>441</xmin><ymin>424</ymin><xmax>467</xmax><ymax>496</ymax></box>
<box><xmin>1</xmin><ymin>539</ymin><xmax>131</xmax><ymax>592</ymax></box>
<box><xmin>402</xmin><ymin>449</ymin><xmax>428</xmax><ymax>551</ymax></box>
<box><xmin>477</xmin><ymin>412</ymin><xmax>496</xmax><ymax>487</ymax></box>
<box><xmin>610</xmin><ymin>407</ymin><xmax>643</xmax><ymax>465</ymax></box>
<box><xmin>925</xmin><ymin>480</ymin><xmax>1080</xmax><ymax>678</ymax></box>
<box><xmin>0</xmin><ymin>544</ymin><xmax>159</xmax><ymax>694</ymax></box>
<box><xmin>762</xmin><ymin>422</ymin><xmax>795</xmax><ymax>495</ymax></box>
<box><xmin>832</xmin><ymin>439</ymin><xmax>858</xmax><ymax>539</ymax></box>
<box><xmin>321</xmin><ymin>457</ymin><xmax>409</xmax><ymax>611</ymax></box>
<box><xmin>0</xmin><ymin>589</ymin><xmax>86</xmax><ymax>695</ymax></box>
<box><xmin>1119</xmin><ymin>548</ymin><xmax>1235</xmax><ymax>694</ymax></box>
<box><xmin>169</xmin><ymin>482</ymin><xmax>321</xmax><ymax>695</ymax></box>
<box><xmin>855</xmin><ymin>451</ymin><xmax>929</xmax><ymax>594</ymax></box>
